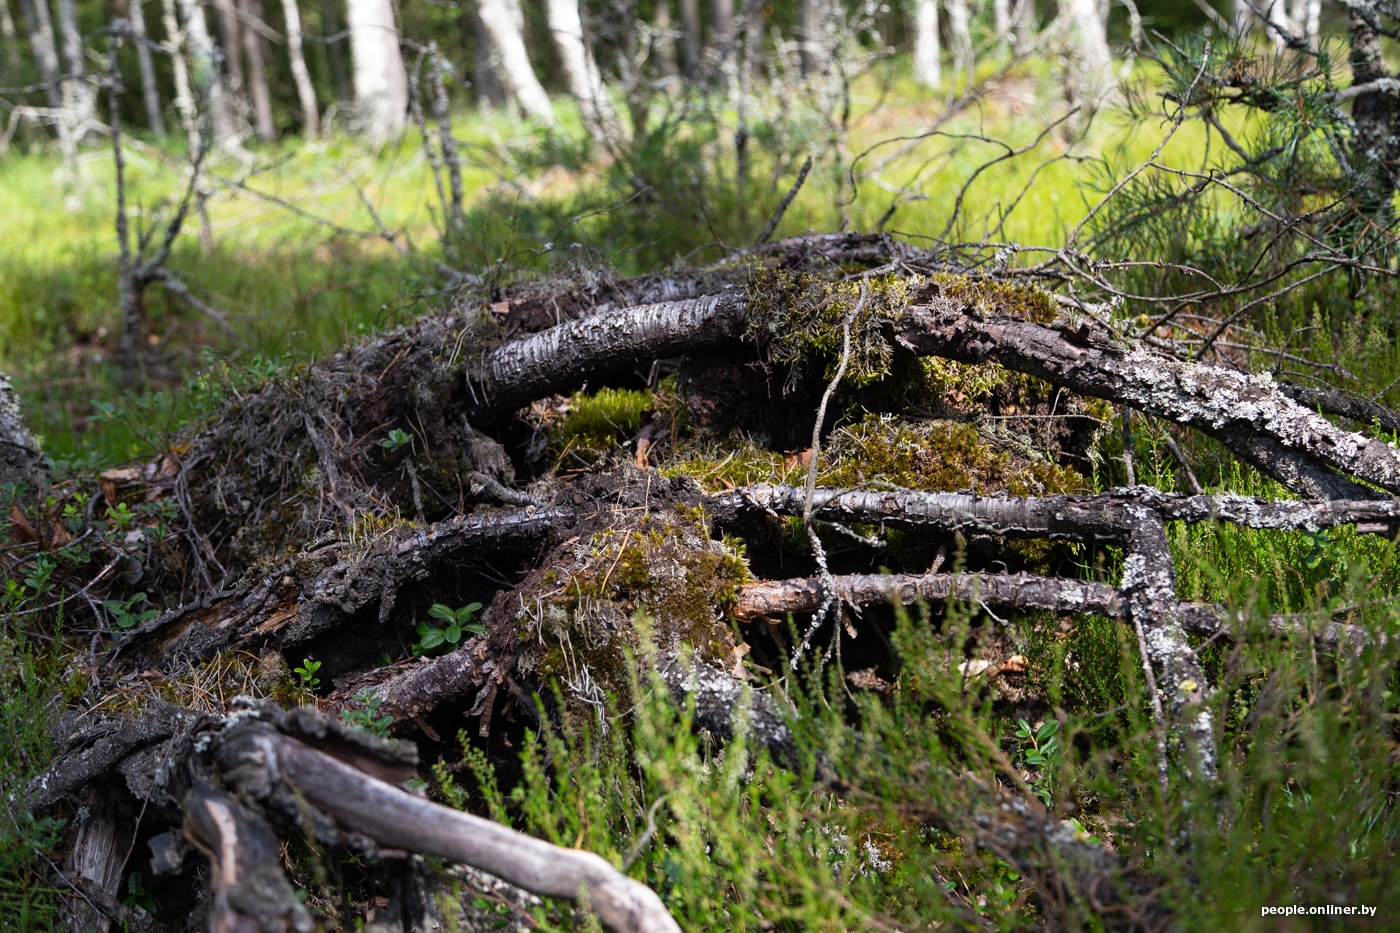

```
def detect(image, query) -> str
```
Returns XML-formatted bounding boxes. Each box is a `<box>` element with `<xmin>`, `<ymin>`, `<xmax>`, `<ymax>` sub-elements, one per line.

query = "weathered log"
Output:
<box><xmin>203</xmin><ymin>706</ymin><xmax>681</xmax><ymax>933</ymax></box>
<box><xmin>893</xmin><ymin>299</ymin><xmax>1400</xmax><ymax>499</ymax></box>
<box><xmin>466</xmin><ymin>283</ymin><xmax>1400</xmax><ymax>498</ymax></box>
<box><xmin>118</xmin><ymin>506</ymin><xmax>570</xmax><ymax>665</ymax></box>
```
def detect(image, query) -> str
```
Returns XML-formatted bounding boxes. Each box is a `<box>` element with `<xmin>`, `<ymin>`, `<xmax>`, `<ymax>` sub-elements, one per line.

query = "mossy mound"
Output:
<box><xmin>493</xmin><ymin>470</ymin><xmax>750</xmax><ymax>721</ymax></box>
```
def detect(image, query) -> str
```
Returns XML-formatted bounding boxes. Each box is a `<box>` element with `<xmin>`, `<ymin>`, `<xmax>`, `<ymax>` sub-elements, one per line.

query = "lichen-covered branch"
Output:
<box><xmin>712</xmin><ymin>483</ymin><xmax>1400</xmax><ymax>538</ymax></box>
<box><xmin>894</xmin><ymin>299</ymin><xmax>1400</xmax><ymax>499</ymax></box>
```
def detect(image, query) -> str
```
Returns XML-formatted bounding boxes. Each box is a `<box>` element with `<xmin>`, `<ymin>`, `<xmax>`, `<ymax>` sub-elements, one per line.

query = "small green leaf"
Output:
<box><xmin>429</xmin><ymin>603</ymin><xmax>457</xmax><ymax>622</ymax></box>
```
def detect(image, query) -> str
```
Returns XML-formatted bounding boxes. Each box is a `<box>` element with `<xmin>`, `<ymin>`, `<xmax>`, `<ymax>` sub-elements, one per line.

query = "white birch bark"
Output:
<box><xmin>17</xmin><ymin>0</ymin><xmax>61</xmax><ymax>108</ymax></box>
<box><xmin>797</xmin><ymin>0</ymin><xmax>820</xmax><ymax>77</ymax></box>
<box><xmin>161</xmin><ymin>0</ymin><xmax>199</xmax><ymax>149</ymax></box>
<box><xmin>993</xmin><ymin>0</ymin><xmax>1010</xmax><ymax>44</ymax></box>
<box><xmin>346</xmin><ymin>0</ymin><xmax>409</xmax><ymax>144</ymax></box>
<box><xmin>710</xmin><ymin>0</ymin><xmax>733</xmax><ymax>85</ymax></box>
<box><xmin>475</xmin><ymin>0</ymin><xmax>555</xmax><ymax>125</ymax></box>
<box><xmin>280</xmin><ymin>0</ymin><xmax>319</xmax><ymax>137</ymax></box>
<box><xmin>945</xmin><ymin>0</ymin><xmax>972</xmax><ymax>87</ymax></box>
<box><xmin>178</xmin><ymin>0</ymin><xmax>243</xmax><ymax>146</ymax></box>
<box><xmin>545</xmin><ymin>0</ymin><xmax>616</xmax><ymax>141</ymax></box>
<box><xmin>1056</xmin><ymin>0</ymin><xmax>1113</xmax><ymax>109</ymax></box>
<box><xmin>911</xmin><ymin>0</ymin><xmax>939</xmax><ymax>90</ymax></box>
<box><xmin>54</xmin><ymin>0</ymin><xmax>96</xmax><ymax>137</ymax></box>
<box><xmin>127</xmin><ymin>0</ymin><xmax>165</xmax><ymax>135</ymax></box>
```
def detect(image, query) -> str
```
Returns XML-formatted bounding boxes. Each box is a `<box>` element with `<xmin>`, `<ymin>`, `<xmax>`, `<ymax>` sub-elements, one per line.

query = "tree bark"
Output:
<box><xmin>125</xmin><ymin>0</ymin><xmax>166</xmax><ymax>136</ymax></box>
<box><xmin>709</xmin><ymin>0</ymin><xmax>732</xmax><ymax>86</ymax></box>
<box><xmin>911</xmin><ymin>0</ymin><xmax>939</xmax><ymax>89</ymax></box>
<box><xmin>797</xmin><ymin>0</ymin><xmax>821</xmax><ymax>78</ymax></box>
<box><xmin>545</xmin><ymin>0</ymin><xmax>616</xmax><ymax>142</ymax></box>
<box><xmin>54</xmin><ymin>0</ymin><xmax>96</xmax><ymax>131</ymax></box>
<box><xmin>17</xmin><ymin>0</ymin><xmax>62</xmax><ymax>109</ymax></box>
<box><xmin>678</xmin><ymin>0</ymin><xmax>700</xmax><ymax>78</ymax></box>
<box><xmin>475</xmin><ymin>0</ymin><xmax>555</xmax><ymax>124</ymax></box>
<box><xmin>161</xmin><ymin>0</ymin><xmax>198</xmax><ymax>149</ymax></box>
<box><xmin>237</xmin><ymin>0</ymin><xmax>275</xmax><ymax>140</ymax></box>
<box><xmin>1346</xmin><ymin>1</ymin><xmax>1400</xmax><ymax>233</ymax></box>
<box><xmin>346</xmin><ymin>0</ymin><xmax>409</xmax><ymax>144</ymax></box>
<box><xmin>0</xmin><ymin>368</ymin><xmax>45</xmax><ymax>499</ymax></box>
<box><xmin>1055</xmin><ymin>0</ymin><xmax>1114</xmax><ymax>110</ymax></box>
<box><xmin>177</xmin><ymin>0</ymin><xmax>244</xmax><ymax>147</ymax></box>
<box><xmin>280</xmin><ymin>0</ymin><xmax>318</xmax><ymax>137</ymax></box>
<box><xmin>945</xmin><ymin>0</ymin><xmax>972</xmax><ymax>87</ymax></box>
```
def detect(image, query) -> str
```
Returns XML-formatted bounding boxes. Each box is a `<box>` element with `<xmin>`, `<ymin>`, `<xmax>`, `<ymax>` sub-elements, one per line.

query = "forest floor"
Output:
<box><xmin>3</xmin><ymin>53</ymin><xmax>1400</xmax><ymax>932</ymax></box>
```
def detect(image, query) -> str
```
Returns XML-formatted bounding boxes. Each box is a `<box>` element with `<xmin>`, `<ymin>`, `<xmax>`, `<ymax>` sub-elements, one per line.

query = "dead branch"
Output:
<box><xmin>203</xmin><ymin>705</ymin><xmax>680</xmax><ymax>933</ymax></box>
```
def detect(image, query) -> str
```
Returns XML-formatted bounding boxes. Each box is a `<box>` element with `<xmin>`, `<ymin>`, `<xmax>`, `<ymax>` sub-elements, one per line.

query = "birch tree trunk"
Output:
<box><xmin>993</xmin><ymin>0</ymin><xmax>1009</xmax><ymax>44</ymax></box>
<box><xmin>797</xmin><ymin>0</ymin><xmax>820</xmax><ymax>77</ymax></box>
<box><xmin>127</xmin><ymin>0</ymin><xmax>165</xmax><ymax>135</ymax></box>
<box><xmin>16</xmin><ymin>0</ymin><xmax>61</xmax><ymax>107</ymax></box>
<box><xmin>911</xmin><ymin>0</ymin><xmax>939</xmax><ymax>89</ymax></box>
<box><xmin>237</xmin><ymin>0</ymin><xmax>275</xmax><ymax>139</ymax></box>
<box><xmin>346</xmin><ymin>0</ymin><xmax>409</xmax><ymax>144</ymax></box>
<box><xmin>945</xmin><ymin>0</ymin><xmax>972</xmax><ymax>87</ymax></box>
<box><xmin>280</xmin><ymin>0</ymin><xmax>318</xmax><ymax>137</ymax></box>
<box><xmin>1056</xmin><ymin>0</ymin><xmax>1113</xmax><ymax>110</ymax></box>
<box><xmin>54</xmin><ymin>0</ymin><xmax>97</xmax><ymax>138</ymax></box>
<box><xmin>475</xmin><ymin>0</ymin><xmax>555</xmax><ymax>125</ymax></box>
<box><xmin>546</xmin><ymin>0</ymin><xmax>616</xmax><ymax>142</ymax></box>
<box><xmin>470</xmin><ymin>1</ymin><xmax>509</xmax><ymax>107</ymax></box>
<box><xmin>709</xmin><ymin>0</ymin><xmax>733</xmax><ymax>86</ymax></box>
<box><xmin>177</xmin><ymin>0</ymin><xmax>243</xmax><ymax>147</ymax></box>
<box><xmin>162</xmin><ymin>0</ymin><xmax>199</xmax><ymax>149</ymax></box>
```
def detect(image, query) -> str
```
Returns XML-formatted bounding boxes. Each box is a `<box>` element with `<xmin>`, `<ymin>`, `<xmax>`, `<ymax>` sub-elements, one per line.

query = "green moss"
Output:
<box><xmin>745</xmin><ymin>267</ymin><xmax>913</xmax><ymax>388</ymax></box>
<box><xmin>506</xmin><ymin>510</ymin><xmax>751</xmax><ymax>719</ymax></box>
<box><xmin>820</xmin><ymin>414</ymin><xmax>1085</xmax><ymax>496</ymax></box>
<box><xmin>549</xmin><ymin>387</ymin><xmax>653</xmax><ymax>466</ymax></box>
<box><xmin>929</xmin><ymin>273</ymin><xmax>1058</xmax><ymax>324</ymax></box>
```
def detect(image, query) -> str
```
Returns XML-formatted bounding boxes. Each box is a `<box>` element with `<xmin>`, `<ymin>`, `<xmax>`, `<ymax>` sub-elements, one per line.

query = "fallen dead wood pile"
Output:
<box><xmin>10</xmin><ymin>233</ymin><xmax>1400</xmax><ymax>930</ymax></box>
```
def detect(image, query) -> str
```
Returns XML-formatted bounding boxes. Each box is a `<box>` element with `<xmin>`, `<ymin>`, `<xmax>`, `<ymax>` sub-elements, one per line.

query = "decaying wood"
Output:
<box><xmin>60</xmin><ymin>788</ymin><xmax>135</xmax><ymax>933</ymax></box>
<box><xmin>733</xmin><ymin>571</ymin><xmax>1376</xmax><ymax>649</ymax></box>
<box><xmin>0</xmin><ymin>367</ymin><xmax>45</xmax><ymax>497</ymax></box>
<box><xmin>194</xmin><ymin>705</ymin><xmax>681</xmax><ymax>933</ymax></box>
<box><xmin>182</xmin><ymin>781</ymin><xmax>311</xmax><ymax>933</ymax></box>
<box><xmin>15</xmin><ymin>235</ymin><xmax>1400</xmax><ymax>930</ymax></box>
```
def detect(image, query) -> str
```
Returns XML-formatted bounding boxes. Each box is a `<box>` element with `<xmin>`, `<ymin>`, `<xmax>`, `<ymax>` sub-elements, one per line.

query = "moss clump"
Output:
<box><xmin>928</xmin><ymin>273</ymin><xmax>1058</xmax><ymax>324</ymax></box>
<box><xmin>746</xmin><ymin>267</ymin><xmax>913</xmax><ymax>389</ymax></box>
<box><xmin>821</xmin><ymin>414</ymin><xmax>1087</xmax><ymax>495</ymax></box>
<box><xmin>504</xmin><ymin>506</ymin><xmax>751</xmax><ymax>720</ymax></box>
<box><xmin>549</xmin><ymin>387</ymin><xmax>653</xmax><ymax>467</ymax></box>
